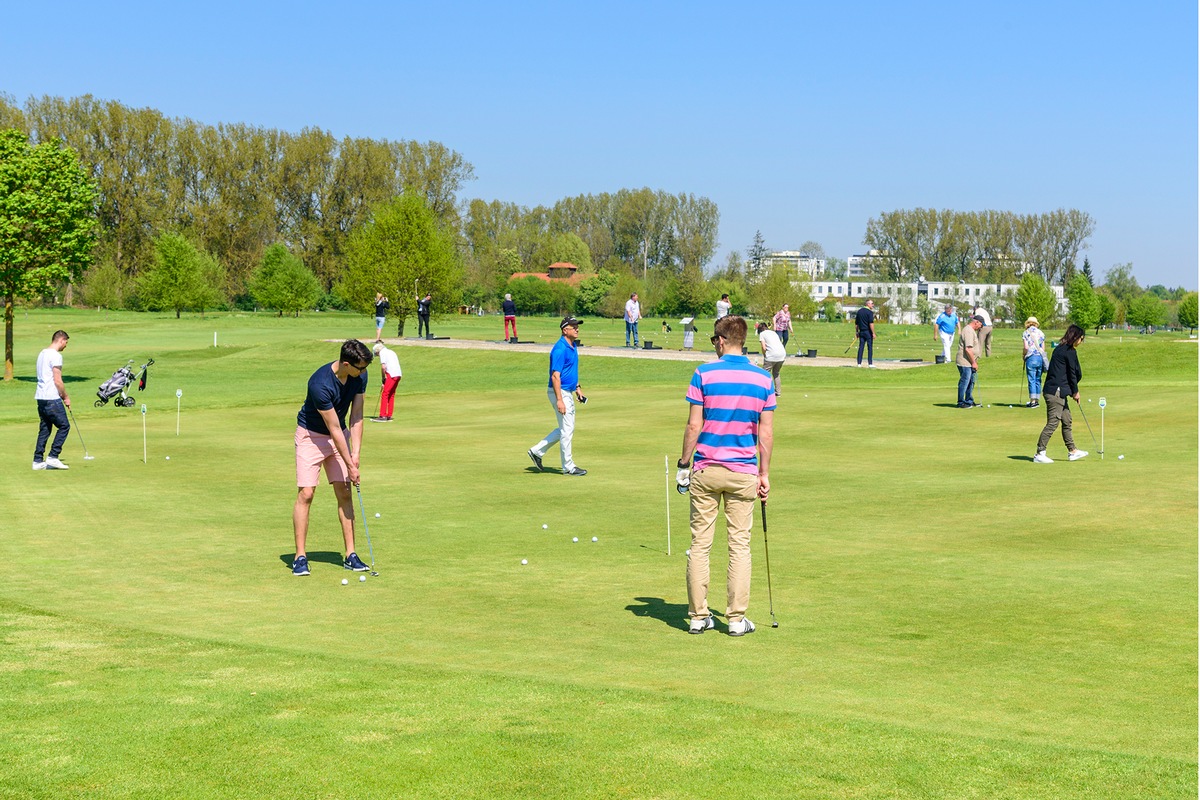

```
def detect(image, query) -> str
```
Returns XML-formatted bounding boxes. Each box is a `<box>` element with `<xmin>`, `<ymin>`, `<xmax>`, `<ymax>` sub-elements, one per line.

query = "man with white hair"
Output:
<box><xmin>371</xmin><ymin>342</ymin><xmax>402</xmax><ymax>422</ymax></box>
<box><xmin>502</xmin><ymin>293</ymin><xmax>518</xmax><ymax>341</ymax></box>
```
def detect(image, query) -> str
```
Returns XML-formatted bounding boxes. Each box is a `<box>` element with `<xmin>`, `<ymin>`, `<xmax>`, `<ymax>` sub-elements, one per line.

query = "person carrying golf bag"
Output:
<box><xmin>33</xmin><ymin>330</ymin><xmax>72</xmax><ymax>470</ymax></box>
<box><xmin>677</xmin><ymin>316</ymin><xmax>775</xmax><ymax>637</ymax></box>
<box><xmin>1033</xmin><ymin>324</ymin><xmax>1089</xmax><ymax>464</ymax></box>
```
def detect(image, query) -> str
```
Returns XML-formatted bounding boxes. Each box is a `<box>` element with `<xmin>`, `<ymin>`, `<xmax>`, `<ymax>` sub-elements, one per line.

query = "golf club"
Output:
<box><xmin>843</xmin><ymin>336</ymin><xmax>856</xmax><ymax>355</ymax></box>
<box><xmin>65</xmin><ymin>403</ymin><xmax>95</xmax><ymax>460</ymax></box>
<box><xmin>1075</xmin><ymin>398</ymin><xmax>1099</xmax><ymax>448</ymax></box>
<box><xmin>354</xmin><ymin>482</ymin><xmax>380</xmax><ymax>576</ymax></box>
<box><xmin>760</xmin><ymin>499</ymin><xmax>778</xmax><ymax>628</ymax></box>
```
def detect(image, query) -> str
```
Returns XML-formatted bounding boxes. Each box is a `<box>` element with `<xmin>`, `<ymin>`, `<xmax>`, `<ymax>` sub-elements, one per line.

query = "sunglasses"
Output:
<box><xmin>710</xmin><ymin>334</ymin><xmax>724</xmax><ymax>345</ymax></box>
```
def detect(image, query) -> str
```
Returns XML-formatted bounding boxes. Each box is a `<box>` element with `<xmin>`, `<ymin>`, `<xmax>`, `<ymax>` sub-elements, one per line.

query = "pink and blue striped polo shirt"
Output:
<box><xmin>685</xmin><ymin>354</ymin><xmax>776</xmax><ymax>475</ymax></box>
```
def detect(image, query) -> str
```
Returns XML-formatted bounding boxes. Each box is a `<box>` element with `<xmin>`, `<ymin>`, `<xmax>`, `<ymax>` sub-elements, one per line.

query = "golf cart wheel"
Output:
<box><xmin>121</xmin><ymin>398</ymin><xmax>134</xmax><ymax>407</ymax></box>
<box><xmin>94</xmin><ymin>400</ymin><xmax>105</xmax><ymax>407</ymax></box>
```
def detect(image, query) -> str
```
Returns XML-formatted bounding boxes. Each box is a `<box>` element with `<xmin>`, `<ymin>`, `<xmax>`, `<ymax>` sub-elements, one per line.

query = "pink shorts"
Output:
<box><xmin>294</xmin><ymin>426</ymin><xmax>349</xmax><ymax>487</ymax></box>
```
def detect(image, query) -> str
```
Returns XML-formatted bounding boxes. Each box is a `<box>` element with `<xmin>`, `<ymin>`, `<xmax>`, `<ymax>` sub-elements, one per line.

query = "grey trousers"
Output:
<box><xmin>1037</xmin><ymin>389</ymin><xmax>1075</xmax><ymax>453</ymax></box>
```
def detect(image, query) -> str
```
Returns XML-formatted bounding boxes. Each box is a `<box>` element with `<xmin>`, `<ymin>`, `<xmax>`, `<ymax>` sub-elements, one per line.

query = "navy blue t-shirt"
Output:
<box><xmin>297</xmin><ymin>362</ymin><xmax>368</xmax><ymax>435</ymax></box>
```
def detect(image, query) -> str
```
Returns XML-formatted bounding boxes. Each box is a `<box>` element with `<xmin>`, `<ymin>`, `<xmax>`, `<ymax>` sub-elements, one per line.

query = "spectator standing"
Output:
<box><xmin>1021</xmin><ymin>317</ymin><xmax>1047</xmax><ymax>408</ymax></box>
<box><xmin>855</xmin><ymin>299</ymin><xmax>876</xmax><ymax>367</ymax></box>
<box><xmin>502</xmin><ymin>293</ymin><xmax>519</xmax><ymax>341</ymax></box>
<box><xmin>772</xmin><ymin>304</ymin><xmax>793</xmax><ymax>348</ymax></box>
<box><xmin>756</xmin><ymin>322</ymin><xmax>787</xmax><ymax>395</ymax></box>
<box><xmin>624</xmin><ymin>293</ymin><xmax>642</xmax><ymax>347</ymax></box>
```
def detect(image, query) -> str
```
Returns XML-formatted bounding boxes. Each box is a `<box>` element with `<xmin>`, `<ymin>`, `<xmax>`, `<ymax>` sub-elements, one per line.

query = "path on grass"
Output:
<box><xmin>373</xmin><ymin>336</ymin><xmax>933</xmax><ymax>369</ymax></box>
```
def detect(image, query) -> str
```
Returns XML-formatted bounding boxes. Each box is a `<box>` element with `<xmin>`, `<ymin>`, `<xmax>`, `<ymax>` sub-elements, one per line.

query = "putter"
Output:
<box><xmin>353</xmin><ymin>482</ymin><xmax>380</xmax><ymax>576</ymax></box>
<box><xmin>1075</xmin><ymin>398</ymin><xmax>1099</xmax><ymax>448</ymax></box>
<box><xmin>760</xmin><ymin>499</ymin><xmax>778</xmax><ymax>628</ymax></box>
<box><xmin>65</xmin><ymin>404</ymin><xmax>95</xmax><ymax>459</ymax></box>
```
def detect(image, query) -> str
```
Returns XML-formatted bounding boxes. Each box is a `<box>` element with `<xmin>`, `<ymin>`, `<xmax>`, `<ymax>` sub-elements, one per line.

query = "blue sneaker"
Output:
<box><xmin>291</xmin><ymin>555</ymin><xmax>310</xmax><ymax>576</ymax></box>
<box><xmin>344</xmin><ymin>552</ymin><xmax>369</xmax><ymax>572</ymax></box>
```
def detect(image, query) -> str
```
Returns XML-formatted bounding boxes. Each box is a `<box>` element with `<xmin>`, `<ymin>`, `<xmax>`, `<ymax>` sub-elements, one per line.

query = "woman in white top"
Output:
<box><xmin>1021</xmin><ymin>316</ymin><xmax>1048</xmax><ymax>408</ymax></box>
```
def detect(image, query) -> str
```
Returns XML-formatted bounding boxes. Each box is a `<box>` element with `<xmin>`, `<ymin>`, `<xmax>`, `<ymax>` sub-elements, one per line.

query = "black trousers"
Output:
<box><xmin>417</xmin><ymin>314</ymin><xmax>431</xmax><ymax>337</ymax></box>
<box><xmin>35</xmin><ymin>399</ymin><xmax>70</xmax><ymax>461</ymax></box>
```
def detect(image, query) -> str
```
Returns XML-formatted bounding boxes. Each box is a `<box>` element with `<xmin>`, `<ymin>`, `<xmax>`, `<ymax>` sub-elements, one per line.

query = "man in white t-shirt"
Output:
<box><xmin>756</xmin><ymin>322</ymin><xmax>787</xmax><ymax>395</ymax></box>
<box><xmin>624</xmin><ymin>293</ymin><xmax>642</xmax><ymax>347</ymax></box>
<box><xmin>371</xmin><ymin>342</ymin><xmax>403</xmax><ymax>421</ymax></box>
<box><xmin>33</xmin><ymin>330</ymin><xmax>72</xmax><ymax>470</ymax></box>
<box><xmin>716</xmin><ymin>294</ymin><xmax>732</xmax><ymax>320</ymax></box>
<box><xmin>973</xmin><ymin>304</ymin><xmax>993</xmax><ymax>357</ymax></box>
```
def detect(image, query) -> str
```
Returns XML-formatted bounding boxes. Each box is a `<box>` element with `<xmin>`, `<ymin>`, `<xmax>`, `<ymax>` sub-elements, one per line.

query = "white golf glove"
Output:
<box><xmin>676</xmin><ymin>465</ymin><xmax>691</xmax><ymax>492</ymax></box>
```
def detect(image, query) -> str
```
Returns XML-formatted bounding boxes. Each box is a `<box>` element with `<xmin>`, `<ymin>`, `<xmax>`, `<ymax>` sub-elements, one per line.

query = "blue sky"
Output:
<box><xmin>3</xmin><ymin>1</ymin><xmax>1196</xmax><ymax>288</ymax></box>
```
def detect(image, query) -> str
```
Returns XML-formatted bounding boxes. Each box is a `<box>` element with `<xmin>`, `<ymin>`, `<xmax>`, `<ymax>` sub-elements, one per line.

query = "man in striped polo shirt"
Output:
<box><xmin>676</xmin><ymin>315</ymin><xmax>775</xmax><ymax>637</ymax></box>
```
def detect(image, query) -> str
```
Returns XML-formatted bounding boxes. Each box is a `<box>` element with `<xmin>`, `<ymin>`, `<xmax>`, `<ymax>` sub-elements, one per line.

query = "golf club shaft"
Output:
<box><xmin>760</xmin><ymin>499</ymin><xmax>777</xmax><ymax>624</ymax></box>
<box><xmin>65</xmin><ymin>403</ymin><xmax>90</xmax><ymax>457</ymax></box>
<box><xmin>354</xmin><ymin>482</ymin><xmax>377</xmax><ymax>570</ymax></box>
<box><xmin>1075</xmin><ymin>398</ymin><xmax>1098</xmax><ymax>446</ymax></box>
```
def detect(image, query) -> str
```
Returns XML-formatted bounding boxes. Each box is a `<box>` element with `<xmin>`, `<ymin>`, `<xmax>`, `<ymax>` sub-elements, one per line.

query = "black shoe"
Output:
<box><xmin>563</xmin><ymin>467</ymin><xmax>588</xmax><ymax>476</ymax></box>
<box><xmin>527</xmin><ymin>449</ymin><xmax>543</xmax><ymax>471</ymax></box>
<box><xmin>957</xmin><ymin>402</ymin><xmax>970</xmax><ymax>408</ymax></box>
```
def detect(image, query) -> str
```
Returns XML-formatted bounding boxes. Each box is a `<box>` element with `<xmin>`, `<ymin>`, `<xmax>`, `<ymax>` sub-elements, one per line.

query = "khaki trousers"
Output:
<box><xmin>1037</xmin><ymin>389</ymin><xmax>1075</xmax><ymax>453</ymax></box>
<box><xmin>687</xmin><ymin>466</ymin><xmax>757</xmax><ymax>623</ymax></box>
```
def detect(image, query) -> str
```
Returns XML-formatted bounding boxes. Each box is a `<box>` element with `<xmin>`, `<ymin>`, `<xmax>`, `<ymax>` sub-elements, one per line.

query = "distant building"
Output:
<box><xmin>763</xmin><ymin>250</ymin><xmax>826</xmax><ymax>279</ymax></box>
<box><xmin>807</xmin><ymin>279</ymin><xmax>1067</xmax><ymax>325</ymax></box>
<box><xmin>509</xmin><ymin>262</ymin><xmax>583</xmax><ymax>285</ymax></box>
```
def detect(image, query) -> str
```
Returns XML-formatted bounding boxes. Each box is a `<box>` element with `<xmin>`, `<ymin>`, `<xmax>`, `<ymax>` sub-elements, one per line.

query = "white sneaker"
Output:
<box><xmin>727</xmin><ymin>617</ymin><xmax>756</xmax><ymax>637</ymax></box>
<box><xmin>1068</xmin><ymin>450</ymin><xmax>1089</xmax><ymax>461</ymax></box>
<box><xmin>45</xmin><ymin>457</ymin><xmax>69</xmax><ymax>470</ymax></box>
<box><xmin>32</xmin><ymin>461</ymin><xmax>47</xmax><ymax>470</ymax></box>
<box><xmin>1033</xmin><ymin>452</ymin><xmax>1054</xmax><ymax>464</ymax></box>
<box><xmin>688</xmin><ymin>616</ymin><xmax>715</xmax><ymax>635</ymax></box>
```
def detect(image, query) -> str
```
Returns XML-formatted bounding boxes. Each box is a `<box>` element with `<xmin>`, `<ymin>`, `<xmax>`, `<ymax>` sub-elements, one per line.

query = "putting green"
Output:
<box><xmin>1</xmin><ymin>309</ymin><xmax>1194</xmax><ymax>799</ymax></box>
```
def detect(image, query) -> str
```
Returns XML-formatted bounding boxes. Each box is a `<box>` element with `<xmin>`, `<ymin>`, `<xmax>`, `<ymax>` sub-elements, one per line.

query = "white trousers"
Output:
<box><xmin>531</xmin><ymin>389</ymin><xmax>576</xmax><ymax>472</ymax></box>
<box><xmin>939</xmin><ymin>331</ymin><xmax>954</xmax><ymax>361</ymax></box>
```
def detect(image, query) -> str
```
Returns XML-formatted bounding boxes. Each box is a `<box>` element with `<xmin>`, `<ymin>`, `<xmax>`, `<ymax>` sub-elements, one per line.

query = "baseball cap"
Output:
<box><xmin>560</xmin><ymin>316</ymin><xmax>584</xmax><ymax>330</ymax></box>
<box><xmin>971</xmin><ymin>315</ymin><xmax>986</xmax><ymax>324</ymax></box>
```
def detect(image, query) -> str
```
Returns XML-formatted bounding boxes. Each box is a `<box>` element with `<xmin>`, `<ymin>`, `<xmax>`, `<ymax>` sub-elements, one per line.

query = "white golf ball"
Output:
<box><xmin>341</xmin><ymin>578</ymin><xmax>348</xmax><ymax>585</ymax></box>
<box><xmin>572</xmin><ymin>537</ymin><xmax>578</xmax><ymax>543</ymax></box>
<box><xmin>375</xmin><ymin>512</ymin><xmax>380</xmax><ymax>518</ymax></box>
<box><xmin>591</xmin><ymin>537</ymin><xmax>598</xmax><ymax>542</ymax></box>
<box><xmin>165</xmin><ymin>456</ymin><xmax>170</xmax><ymax>460</ymax></box>
<box><xmin>986</xmin><ymin>404</ymin><xmax>990</xmax><ymax>408</ymax></box>
<box><xmin>804</xmin><ymin>394</ymin><xmax>808</xmax><ymax>398</ymax></box>
<box><xmin>359</xmin><ymin>575</ymin><xmax>366</xmax><ymax>582</ymax></box>
<box><xmin>521</xmin><ymin>559</ymin><xmax>528</xmax><ymax>565</ymax></box>
<box><xmin>1118</xmin><ymin>455</ymin><xmax>1125</xmax><ymax>460</ymax></box>
<box><xmin>542</xmin><ymin>524</ymin><xmax>548</xmax><ymax>530</ymax></box>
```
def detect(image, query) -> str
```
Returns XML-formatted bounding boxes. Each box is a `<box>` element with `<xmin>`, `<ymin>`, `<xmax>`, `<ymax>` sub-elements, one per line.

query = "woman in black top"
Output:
<box><xmin>1033</xmin><ymin>324</ymin><xmax>1088</xmax><ymax>463</ymax></box>
<box><xmin>374</xmin><ymin>293</ymin><xmax>390</xmax><ymax>340</ymax></box>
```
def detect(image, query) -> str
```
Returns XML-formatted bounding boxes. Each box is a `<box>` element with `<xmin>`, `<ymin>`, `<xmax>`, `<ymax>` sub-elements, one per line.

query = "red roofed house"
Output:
<box><xmin>510</xmin><ymin>262</ymin><xmax>583</xmax><ymax>285</ymax></box>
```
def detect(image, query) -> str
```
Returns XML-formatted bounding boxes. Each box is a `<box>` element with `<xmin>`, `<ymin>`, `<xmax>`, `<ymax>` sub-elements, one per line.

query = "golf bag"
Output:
<box><xmin>95</xmin><ymin>358</ymin><xmax>154</xmax><ymax>407</ymax></box>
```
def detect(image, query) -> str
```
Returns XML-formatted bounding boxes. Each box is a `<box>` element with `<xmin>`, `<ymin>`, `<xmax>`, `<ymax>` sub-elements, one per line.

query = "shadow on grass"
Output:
<box><xmin>11</xmin><ymin>374</ymin><xmax>92</xmax><ymax>384</ymax></box>
<box><xmin>932</xmin><ymin>402</ymin><xmax>968</xmax><ymax>408</ymax></box>
<box><xmin>625</xmin><ymin>597</ymin><xmax>691</xmax><ymax>632</ymax></box>
<box><xmin>277</xmin><ymin>551</ymin><xmax>344</xmax><ymax>568</ymax></box>
<box><xmin>1007</xmin><ymin>455</ymin><xmax>1036</xmax><ymax>462</ymax></box>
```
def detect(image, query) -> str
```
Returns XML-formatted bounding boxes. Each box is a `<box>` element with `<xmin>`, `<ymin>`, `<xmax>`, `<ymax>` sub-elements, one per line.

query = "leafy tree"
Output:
<box><xmin>1014</xmin><ymin>273</ymin><xmax>1058</xmax><ymax>328</ymax></box>
<box><xmin>1094</xmin><ymin>289</ymin><xmax>1117</xmax><ymax>334</ymax></box>
<box><xmin>506</xmin><ymin>276</ymin><xmax>554</xmax><ymax>314</ymax></box>
<box><xmin>533</xmin><ymin>232</ymin><xmax>593</xmax><ymax>272</ymax></box>
<box><xmin>1177</xmin><ymin>292</ymin><xmax>1198</xmax><ymax>333</ymax></box>
<box><xmin>341</xmin><ymin>193</ymin><xmax>462</xmax><ymax>336</ymax></box>
<box><xmin>917</xmin><ymin>296</ymin><xmax>938</xmax><ymax>325</ymax></box>
<box><xmin>749</xmin><ymin>262</ymin><xmax>804</xmax><ymax>319</ymax></box>
<box><xmin>745</xmin><ymin>230</ymin><xmax>769</xmax><ymax>283</ymax></box>
<box><xmin>1126</xmin><ymin>292</ymin><xmax>1166</xmax><ymax>330</ymax></box>
<box><xmin>675</xmin><ymin>262</ymin><xmax>709</xmax><ymax>315</ymax></box>
<box><xmin>1103</xmin><ymin>263</ymin><xmax>1140</xmax><ymax>305</ymax></box>
<box><xmin>600</xmin><ymin>273</ymin><xmax>643</xmax><ymax>319</ymax></box>
<box><xmin>138</xmin><ymin>232</ymin><xmax>225</xmax><ymax>318</ymax></box>
<box><xmin>819</xmin><ymin>296</ymin><xmax>841</xmax><ymax>322</ymax></box>
<box><xmin>822</xmin><ymin>257</ymin><xmax>848</xmax><ymax>280</ymax></box>
<box><xmin>1065</xmin><ymin>274</ymin><xmax>1099</xmax><ymax>331</ymax></box>
<box><xmin>251</xmin><ymin>243</ymin><xmax>321</xmax><ymax>317</ymax></box>
<box><xmin>0</xmin><ymin>129</ymin><xmax>97</xmax><ymax>379</ymax></box>
<box><xmin>79</xmin><ymin>260</ymin><xmax>130</xmax><ymax>310</ymax></box>
<box><xmin>708</xmin><ymin>278</ymin><xmax>748</xmax><ymax>316</ymax></box>
<box><xmin>576</xmin><ymin>269</ymin><xmax>619</xmax><ymax>316</ymax></box>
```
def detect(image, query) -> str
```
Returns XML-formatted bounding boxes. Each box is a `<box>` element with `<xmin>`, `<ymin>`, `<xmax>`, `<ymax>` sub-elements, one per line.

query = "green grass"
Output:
<box><xmin>0</xmin><ymin>309</ymin><xmax>1195</xmax><ymax>799</ymax></box>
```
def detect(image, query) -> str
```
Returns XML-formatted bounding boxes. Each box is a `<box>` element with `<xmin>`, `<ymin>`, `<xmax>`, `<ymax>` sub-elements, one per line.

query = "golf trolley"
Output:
<box><xmin>95</xmin><ymin>358</ymin><xmax>154</xmax><ymax>407</ymax></box>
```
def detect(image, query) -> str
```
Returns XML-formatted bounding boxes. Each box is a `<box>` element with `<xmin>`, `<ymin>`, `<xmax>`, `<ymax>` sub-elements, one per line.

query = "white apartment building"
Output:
<box><xmin>764</xmin><ymin>250</ymin><xmax>826</xmax><ymax>279</ymax></box>
<box><xmin>807</xmin><ymin>279</ymin><xmax>1067</xmax><ymax>325</ymax></box>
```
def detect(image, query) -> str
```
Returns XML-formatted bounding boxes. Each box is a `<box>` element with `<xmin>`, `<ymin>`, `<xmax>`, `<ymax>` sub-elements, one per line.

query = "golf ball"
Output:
<box><xmin>359</xmin><ymin>575</ymin><xmax>366</xmax><ymax>582</ymax></box>
<box><xmin>341</xmin><ymin>579</ymin><xmax>349</xmax><ymax>585</ymax></box>
<box><xmin>1118</xmin><ymin>455</ymin><xmax>1125</xmax><ymax>460</ymax></box>
<box><xmin>591</xmin><ymin>536</ymin><xmax>598</xmax><ymax>542</ymax></box>
<box><xmin>521</xmin><ymin>559</ymin><xmax>528</xmax><ymax>565</ymax></box>
<box><xmin>572</xmin><ymin>537</ymin><xmax>578</xmax><ymax>543</ymax></box>
<box><xmin>804</xmin><ymin>394</ymin><xmax>808</xmax><ymax>398</ymax></box>
<box><xmin>542</xmin><ymin>524</ymin><xmax>548</xmax><ymax>530</ymax></box>
<box><xmin>375</xmin><ymin>512</ymin><xmax>380</xmax><ymax>518</ymax></box>
<box><xmin>165</xmin><ymin>456</ymin><xmax>170</xmax><ymax>460</ymax></box>
<box><xmin>986</xmin><ymin>404</ymin><xmax>990</xmax><ymax>408</ymax></box>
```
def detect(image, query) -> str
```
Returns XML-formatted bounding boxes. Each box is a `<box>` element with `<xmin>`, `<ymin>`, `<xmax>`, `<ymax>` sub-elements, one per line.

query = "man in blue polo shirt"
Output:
<box><xmin>934</xmin><ymin>304</ymin><xmax>958</xmax><ymax>362</ymax></box>
<box><xmin>528</xmin><ymin>316</ymin><xmax>588</xmax><ymax>476</ymax></box>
